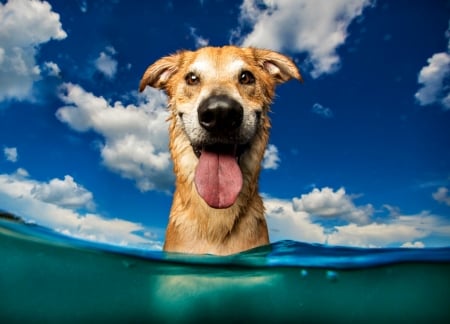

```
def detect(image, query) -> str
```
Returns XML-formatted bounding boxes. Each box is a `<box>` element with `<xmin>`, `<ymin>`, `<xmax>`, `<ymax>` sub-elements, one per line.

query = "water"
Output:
<box><xmin>1</xmin><ymin>218</ymin><xmax>449</xmax><ymax>323</ymax></box>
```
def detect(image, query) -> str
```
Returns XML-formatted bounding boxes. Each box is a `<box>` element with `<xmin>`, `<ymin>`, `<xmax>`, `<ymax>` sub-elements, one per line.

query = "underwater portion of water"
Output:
<box><xmin>1</xmin><ymin>219</ymin><xmax>449</xmax><ymax>323</ymax></box>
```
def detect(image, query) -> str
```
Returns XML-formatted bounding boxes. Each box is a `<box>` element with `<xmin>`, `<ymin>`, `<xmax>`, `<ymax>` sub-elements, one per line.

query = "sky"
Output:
<box><xmin>0</xmin><ymin>0</ymin><xmax>450</xmax><ymax>250</ymax></box>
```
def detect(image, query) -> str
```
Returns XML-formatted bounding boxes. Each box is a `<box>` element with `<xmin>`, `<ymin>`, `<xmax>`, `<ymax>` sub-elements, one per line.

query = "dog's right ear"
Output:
<box><xmin>139</xmin><ymin>53</ymin><xmax>181</xmax><ymax>92</ymax></box>
<box><xmin>253</xmin><ymin>48</ymin><xmax>303</xmax><ymax>84</ymax></box>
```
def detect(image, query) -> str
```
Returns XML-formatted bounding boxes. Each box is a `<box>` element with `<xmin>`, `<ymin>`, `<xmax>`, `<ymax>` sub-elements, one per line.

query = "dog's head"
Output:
<box><xmin>140</xmin><ymin>46</ymin><xmax>301</xmax><ymax>209</ymax></box>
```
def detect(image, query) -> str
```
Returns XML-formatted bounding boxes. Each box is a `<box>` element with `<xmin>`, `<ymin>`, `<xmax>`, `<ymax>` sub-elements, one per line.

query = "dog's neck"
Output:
<box><xmin>164</xmin><ymin>115</ymin><xmax>270</xmax><ymax>255</ymax></box>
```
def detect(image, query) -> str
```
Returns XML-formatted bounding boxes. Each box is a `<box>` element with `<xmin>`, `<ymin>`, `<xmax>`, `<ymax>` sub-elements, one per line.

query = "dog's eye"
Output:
<box><xmin>185</xmin><ymin>72</ymin><xmax>200</xmax><ymax>85</ymax></box>
<box><xmin>239</xmin><ymin>71</ymin><xmax>255</xmax><ymax>85</ymax></box>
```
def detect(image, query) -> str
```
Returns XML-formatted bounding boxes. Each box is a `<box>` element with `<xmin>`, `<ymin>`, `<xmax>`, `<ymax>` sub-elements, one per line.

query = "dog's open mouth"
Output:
<box><xmin>193</xmin><ymin>143</ymin><xmax>248</xmax><ymax>209</ymax></box>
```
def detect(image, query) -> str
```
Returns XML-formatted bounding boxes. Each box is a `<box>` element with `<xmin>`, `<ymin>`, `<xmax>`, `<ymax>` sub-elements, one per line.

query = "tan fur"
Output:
<box><xmin>140</xmin><ymin>46</ymin><xmax>301</xmax><ymax>255</ymax></box>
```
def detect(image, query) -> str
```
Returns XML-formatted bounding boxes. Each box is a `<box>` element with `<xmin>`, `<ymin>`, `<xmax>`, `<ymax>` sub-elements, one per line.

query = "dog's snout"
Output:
<box><xmin>198</xmin><ymin>95</ymin><xmax>243</xmax><ymax>133</ymax></box>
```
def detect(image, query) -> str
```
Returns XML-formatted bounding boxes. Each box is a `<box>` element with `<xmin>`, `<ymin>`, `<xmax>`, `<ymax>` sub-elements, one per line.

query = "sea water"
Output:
<box><xmin>1</xmin><ymin>218</ymin><xmax>449</xmax><ymax>323</ymax></box>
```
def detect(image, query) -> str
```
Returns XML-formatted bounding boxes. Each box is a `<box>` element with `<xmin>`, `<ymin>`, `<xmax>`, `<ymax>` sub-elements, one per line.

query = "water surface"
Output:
<box><xmin>1</xmin><ymin>219</ymin><xmax>449</xmax><ymax>323</ymax></box>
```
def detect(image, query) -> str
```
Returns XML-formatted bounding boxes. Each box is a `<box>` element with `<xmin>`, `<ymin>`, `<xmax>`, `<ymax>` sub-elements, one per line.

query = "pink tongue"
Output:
<box><xmin>194</xmin><ymin>148</ymin><xmax>243</xmax><ymax>209</ymax></box>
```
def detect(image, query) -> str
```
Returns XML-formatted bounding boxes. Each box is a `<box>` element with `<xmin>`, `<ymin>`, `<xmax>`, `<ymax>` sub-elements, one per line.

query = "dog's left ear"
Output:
<box><xmin>255</xmin><ymin>49</ymin><xmax>303</xmax><ymax>84</ymax></box>
<box><xmin>139</xmin><ymin>53</ymin><xmax>181</xmax><ymax>92</ymax></box>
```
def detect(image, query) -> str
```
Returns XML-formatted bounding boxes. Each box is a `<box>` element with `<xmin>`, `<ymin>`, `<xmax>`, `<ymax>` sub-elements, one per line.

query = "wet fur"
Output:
<box><xmin>140</xmin><ymin>46</ymin><xmax>301</xmax><ymax>255</ymax></box>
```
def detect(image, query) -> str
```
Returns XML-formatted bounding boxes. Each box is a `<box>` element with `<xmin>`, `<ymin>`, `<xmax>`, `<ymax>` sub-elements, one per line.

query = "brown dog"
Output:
<box><xmin>140</xmin><ymin>46</ymin><xmax>301</xmax><ymax>255</ymax></box>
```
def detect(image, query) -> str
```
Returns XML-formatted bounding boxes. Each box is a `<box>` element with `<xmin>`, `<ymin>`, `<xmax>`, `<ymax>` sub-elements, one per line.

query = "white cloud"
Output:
<box><xmin>3</xmin><ymin>147</ymin><xmax>18</xmax><ymax>162</ymax></box>
<box><xmin>0</xmin><ymin>0</ymin><xmax>67</xmax><ymax>101</ymax></box>
<box><xmin>441</xmin><ymin>92</ymin><xmax>450</xmax><ymax>109</ymax></box>
<box><xmin>56</xmin><ymin>83</ymin><xmax>173</xmax><ymax>192</ymax></box>
<box><xmin>232</xmin><ymin>0</ymin><xmax>373</xmax><ymax>78</ymax></box>
<box><xmin>293</xmin><ymin>187</ymin><xmax>372</xmax><ymax>224</ymax></box>
<box><xmin>433</xmin><ymin>186</ymin><xmax>450</xmax><ymax>206</ymax></box>
<box><xmin>31</xmin><ymin>175</ymin><xmax>95</xmax><ymax>210</ymax></box>
<box><xmin>189</xmin><ymin>27</ymin><xmax>209</xmax><ymax>48</ymax></box>
<box><xmin>312</xmin><ymin>103</ymin><xmax>334</xmax><ymax>118</ymax></box>
<box><xmin>265</xmin><ymin>196</ymin><xmax>327</xmax><ymax>243</ymax></box>
<box><xmin>265</xmin><ymin>190</ymin><xmax>450</xmax><ymax>247</ymax></box>
<box><xmin>329</xmin><ymin>211</ymin><xmax>450</xmax><ymax>247</ymax></box>
<box><xmin>401</xmin><ymin>241</ymin><xmax>425</xmax><ymax>248</ymax></box>
<box><xmin>415</xmin><ymin>52</ymin><xmax>450</xmax><ymax>110</ymax></box>
<box><xmin>0</xmin><ymin>169</ymin><xmax>163</xmax><ymax>249</ymax></box>
<box><xmin>43</xmin><ymin>61</ymin><xmax>61</xmax><ymax>77</ymax></box>
<box><xmin>328</xmin><ymin>222</ymin><xmax>425</xmax><ymax>247</ymax></box>
<box><xmin>94</xmin><ymin>46</ymin><xmax>118</xmax><ymax>79</ymax></box>
<box><xmin>15</xmin><ymin>168</ymin><xmax>29</xmax><ymax>177</ymax></box>
<box><xmin>262</xmin><ymin>144</ymin><xmax>280</xmax><ymax>170</ymax></box>
<box><xmin>415</xmin><ymin>22</ymin><xmax>450</xmax><ymax>111</ymax></box>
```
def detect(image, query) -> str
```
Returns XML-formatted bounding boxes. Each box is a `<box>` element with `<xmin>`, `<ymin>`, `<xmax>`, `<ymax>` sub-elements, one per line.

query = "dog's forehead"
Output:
<box><xmin>188</xmin><ymin>49</ymin><xmax>247</xmax><ymax>76</ymax></box>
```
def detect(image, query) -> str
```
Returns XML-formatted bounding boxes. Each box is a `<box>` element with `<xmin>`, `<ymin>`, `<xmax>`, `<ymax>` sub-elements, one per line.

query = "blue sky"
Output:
<box><xmin>1</xmin><ymin>0</ymin><xmax>450</xmax><ymax>249</ymax></box>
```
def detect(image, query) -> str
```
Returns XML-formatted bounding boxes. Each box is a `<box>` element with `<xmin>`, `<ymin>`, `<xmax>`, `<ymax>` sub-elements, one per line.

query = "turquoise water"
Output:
<box><xmin>1</xmin><ymin>218</ymin><xmax>449</xmax><ymax>323</ymax></box>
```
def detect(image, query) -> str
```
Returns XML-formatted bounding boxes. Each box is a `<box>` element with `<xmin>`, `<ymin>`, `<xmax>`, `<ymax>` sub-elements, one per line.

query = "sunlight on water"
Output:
<box><xmin>1</xmin><ymin>219</ymin><xmax>449</xmax><ymax>323</ymax></box>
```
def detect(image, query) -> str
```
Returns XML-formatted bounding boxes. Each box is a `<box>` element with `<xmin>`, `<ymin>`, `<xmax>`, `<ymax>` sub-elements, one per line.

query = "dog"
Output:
<box><xmin>139</xmin><ymin>46</ymin><xmax>301</xmax><ymax>255</ymax></box>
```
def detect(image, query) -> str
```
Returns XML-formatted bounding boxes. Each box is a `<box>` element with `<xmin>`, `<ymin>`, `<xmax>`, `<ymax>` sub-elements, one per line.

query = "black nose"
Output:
<box><xmin>198</xmin><ymin>95</ymin><xmax>243</xmax><ymax>134</ymax></box>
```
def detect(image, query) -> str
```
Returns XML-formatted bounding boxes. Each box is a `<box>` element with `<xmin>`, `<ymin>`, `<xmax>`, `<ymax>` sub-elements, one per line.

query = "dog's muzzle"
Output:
<box><xmin>194</xmin><ymin>95</ymin><xmax>246</xmax><ymax>210</ymax></box>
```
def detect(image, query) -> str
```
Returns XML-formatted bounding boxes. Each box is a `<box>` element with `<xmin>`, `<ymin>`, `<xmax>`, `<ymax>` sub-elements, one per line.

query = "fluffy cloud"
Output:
<box><xmin>328</xmin><ymin>211</ymin><xmax>450</xmax><ymax>247</ymax></box>
<box><xmin>0</xmin><ymin>169</ymin><xmax>163</xmax><ymax>248</ymax></box>
<box><xmin>414</xmin><ymin>22</ymin><xmax>450</xmax><ymax>110</ymax></box>
<box><xmin>262</xmin><ymin>144</ymin><xmax>280</xmax><ymax>170</ymax></box>
<box><xmin>232</xmin><ymin>0</ymin><xmax>373</xmax><ymax>78</ymax></box>
<box><xmin>42</xmin><ymin>61</ymin><xmax>61</xmax><ymax>77</ymax></box>
<box><xmin>31</xmin><ymin>175</ymin><xmax>95</xmax><ymax>210</ymax></box>
<box><xmin>265</xmin><ymin>187</ymin><xmax>450</xmax><ymax>247</ymax></box>
<box><xmin>56</xmin><ymin>83</ymin><xmax>173</xmax><ymax>192</ymax></box>
<box><xmin>401</xmin><ymin>241</ymin><xmax>425</xmax><ymax>248</ymax></box>
<box><xmin>415</xmin><ymin>52</ymin><xmax>450</xmax><ymax>110</ymax></box>
<box><xmin>3</xmin><ymin>147</ymin><xmax>18</xmax><ymax>162</ymax></box>
<box><xmin>293</xmin><ymin>187</ymin><xmax>372</xmax><ymax>224</ymax></box>
<box><xmin>94</xmin><ymin>46</ymin><xmax>118</xmax><ymax>79</ymax></box>
<box><xmin>433</xmin><ymin>186</ymin><xmax>450</xmax><ymax>206</ymax></box>
<box><xmin>265</xmin><ymin>196</ymin><xmax>327</xmax><ymax>243</ymax></box>
<box><xmin>312</xmin><ymin>103</ymin><xmax>334</xmax><ymax>118</ymax></box>
<box><xmin>327</xmin><ymin>222</ymin><xmax>425</xmax><ymax>247</ymax></box>
<box><xmin>0</xmin><ymin>0</ymin><xmax>67</xmax><ymax>101</ymax></box>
